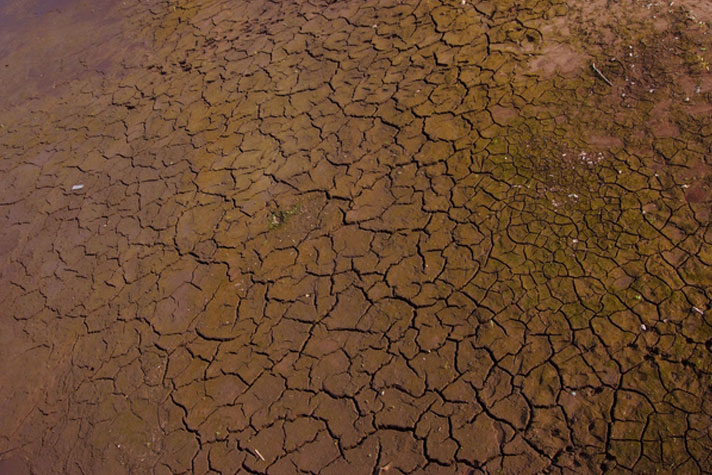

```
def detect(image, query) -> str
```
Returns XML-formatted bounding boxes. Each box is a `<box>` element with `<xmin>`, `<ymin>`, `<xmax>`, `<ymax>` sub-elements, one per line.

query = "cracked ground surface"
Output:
<box><xmin>1</xmin><ymin>0</ymin><xmax>712</xmax><ymax>473</ymax></box>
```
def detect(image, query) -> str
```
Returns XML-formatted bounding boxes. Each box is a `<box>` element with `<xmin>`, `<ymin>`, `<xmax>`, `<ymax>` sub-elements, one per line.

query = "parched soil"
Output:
<box><xmin>1</xmin><ymin>0</ymin><xmax>712</xmax><ymax>473</ymax></box>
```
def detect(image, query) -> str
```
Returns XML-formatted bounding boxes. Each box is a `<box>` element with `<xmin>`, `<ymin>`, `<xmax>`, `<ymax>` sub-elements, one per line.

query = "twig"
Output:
<box><xmin>591</xmin><ymin>62</ymin><xmax>613</xmax><ymax>87</ymax></box>
<box><xmin>254</xmin><ymin>448</ymin><xmax>265</xmax><ymax>461</ymax></box>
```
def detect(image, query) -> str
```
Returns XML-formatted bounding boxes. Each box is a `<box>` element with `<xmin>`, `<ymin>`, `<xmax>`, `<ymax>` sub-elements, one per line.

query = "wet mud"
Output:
<box><xmin>1</xmin><ymin>0</ymin><xmax>711</xmax><ymax>473</ymax></box>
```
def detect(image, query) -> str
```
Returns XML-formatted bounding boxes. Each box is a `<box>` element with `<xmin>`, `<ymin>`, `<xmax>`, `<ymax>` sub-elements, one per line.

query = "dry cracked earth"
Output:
<box><xmin>1</xmin><ymin>0</ymin><xmax>712</xmax><ymax>473</ymax></box>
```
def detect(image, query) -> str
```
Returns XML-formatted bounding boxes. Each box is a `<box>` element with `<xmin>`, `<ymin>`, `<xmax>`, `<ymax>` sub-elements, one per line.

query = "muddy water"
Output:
<box><xmin>0</xmin><ymin>0</ymin><xmax>138</xmax><ymax>106</ymax></box>
<box><xmin>0</xmin><ymin>0</ymin><xmax>80</xmax><ymax>21</ymax></box>
<box><xmin>1</xmin><ymin>0</ymin><xmax>711</xmax><ymax>473</ymax></box>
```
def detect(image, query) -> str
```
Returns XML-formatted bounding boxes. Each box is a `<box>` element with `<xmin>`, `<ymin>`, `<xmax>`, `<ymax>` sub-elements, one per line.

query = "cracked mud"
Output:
<box><xmin>1</xmin><ymin>0</ymin><xmax>712</xmax><ymax>473</ymax></box>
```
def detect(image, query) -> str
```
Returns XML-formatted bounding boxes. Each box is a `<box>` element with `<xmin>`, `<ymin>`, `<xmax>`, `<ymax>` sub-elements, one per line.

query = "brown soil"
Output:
<box><xmin>1</xmin><ymin>0</ymin><xmax>711</xmax><ymax>473</ymax></box>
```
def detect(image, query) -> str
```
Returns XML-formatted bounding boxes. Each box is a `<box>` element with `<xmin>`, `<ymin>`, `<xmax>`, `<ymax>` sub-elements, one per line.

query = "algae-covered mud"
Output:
<box><xmin>1</xmin><ymin>0</ymin><xmax>711</xmax><ymax>473</ymax></box>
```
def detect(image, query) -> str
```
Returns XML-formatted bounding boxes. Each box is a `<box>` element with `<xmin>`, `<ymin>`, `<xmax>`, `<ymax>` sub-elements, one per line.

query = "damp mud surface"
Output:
<box><xmin>1</xmin><ymin>0</ymin><xmax>712</xmax><ymax>473</ymax></box>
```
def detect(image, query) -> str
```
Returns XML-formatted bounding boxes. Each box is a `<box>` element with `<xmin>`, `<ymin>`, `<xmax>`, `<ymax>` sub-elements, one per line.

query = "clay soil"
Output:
<box><xmin>1</xmin><ymin>0</ymin><xmax>712</xmax><ymax>473</ymax></box>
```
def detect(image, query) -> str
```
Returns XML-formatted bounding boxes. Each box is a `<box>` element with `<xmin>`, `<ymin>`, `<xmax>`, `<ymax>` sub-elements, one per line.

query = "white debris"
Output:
<box><xmin>641</xmin><ymin>324</ymin><xmax>647</xmax><ymax>331</ymax></box>
<box><xmin>692</xmin><ymin>307</ymin><xmax>705</xmax><ymax>315</ymax></box>
<box><xmin>71</xmin><ymin>184</ymin><xmax>84</xmax><ymax>191</ymax></box>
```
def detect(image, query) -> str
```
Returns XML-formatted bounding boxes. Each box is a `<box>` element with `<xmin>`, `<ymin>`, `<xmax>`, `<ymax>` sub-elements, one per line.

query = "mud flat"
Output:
<box><xmin>1</xmin><ymin>0</ymin><xmax>711</xmax><ymax>473</ymax></box>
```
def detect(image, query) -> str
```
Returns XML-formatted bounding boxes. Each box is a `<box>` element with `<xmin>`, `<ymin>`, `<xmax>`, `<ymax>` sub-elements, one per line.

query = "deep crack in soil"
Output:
<box><xmin>1</xmin><ymin>0</ymin><xmax>712</xmax><ymax>473</ymax></box>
